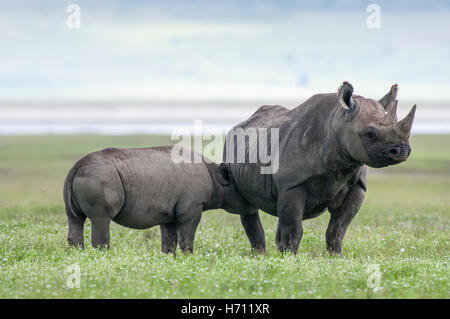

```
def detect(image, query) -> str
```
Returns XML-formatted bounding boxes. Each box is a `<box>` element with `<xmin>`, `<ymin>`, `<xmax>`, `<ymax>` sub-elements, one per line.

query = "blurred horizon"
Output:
<box><xmin>1</xmin><ymin>0</ymin><xmax>450</xmax><ymax>102</ymax></box>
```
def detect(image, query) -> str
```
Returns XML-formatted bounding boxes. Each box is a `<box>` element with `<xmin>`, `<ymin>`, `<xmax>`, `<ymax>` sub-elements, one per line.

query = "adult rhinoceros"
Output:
<box><xmin>223</xmin><ymin>82</ymin><xmax>416</xmax><ymax>256</ymax></box>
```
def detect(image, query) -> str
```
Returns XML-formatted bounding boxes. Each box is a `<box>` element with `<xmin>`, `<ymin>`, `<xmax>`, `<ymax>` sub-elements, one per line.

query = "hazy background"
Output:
<box><xmin>0</xmin><ymin>0</ymin><xmax>449</xmax><ymax>134</ymax></box>
<box><xmin>0</xmin><ymin>2</ymin><xmax>449</xmax><ymax>299</ymax></box>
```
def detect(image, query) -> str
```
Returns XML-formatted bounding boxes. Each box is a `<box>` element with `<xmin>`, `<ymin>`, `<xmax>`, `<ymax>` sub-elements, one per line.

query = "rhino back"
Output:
<box><xmin>237</xmin><ymin>105</ymin><xmax>291</xmax><ymax>129</ymax></box>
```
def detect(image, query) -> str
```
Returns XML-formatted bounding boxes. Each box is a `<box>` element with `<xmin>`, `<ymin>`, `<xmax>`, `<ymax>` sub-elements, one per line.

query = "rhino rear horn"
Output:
<box><xmin>396</xmin><ymin>104</ymin><xmax>416</xmax><ymax>137</ymax></box>
<box><xmin>379</xmin><ymin>84</ymin><xmax>398</xmax><ymax>112</ymax></box>
<box><xmin>381</xmin><ymin>100</ymin><xmax>398</xmax><ymax>125</ymax></box>
<box><xmin>338</xmin><ymin>81</ymin><xmax>356</xmax><ymax>110</ymax></box>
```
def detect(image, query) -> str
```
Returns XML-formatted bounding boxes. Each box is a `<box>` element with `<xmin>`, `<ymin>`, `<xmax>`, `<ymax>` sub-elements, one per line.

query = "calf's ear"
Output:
<box><xmin>338</xmin><ymin>81</ymin><xmax>357</xmax><ymax>111</ymax></box>
<box><xmin>216</xmin><ymin>163</ymin><xmax>231</xmax><ymax>186</ymax></box>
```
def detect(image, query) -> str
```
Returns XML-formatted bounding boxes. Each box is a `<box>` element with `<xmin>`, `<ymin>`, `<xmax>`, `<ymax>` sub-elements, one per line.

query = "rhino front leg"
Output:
<box><xmin>160</xmin><ymin>223</ymin><xmax>178</xmax><ymax>254</ymax></box>
<box><xmin>240</xmin><ymin>210</ymin><xmax>266</xmax><ymax>253</ymax></box>
<box><xmin>276</xmin><ymin>186</ymin><xmax>307</xmax><ymax>254</ymax></box>
<box><xmin>326</xmin><ymin>183</ymin><xmax>365</xmax><ymax>257</ymax></box>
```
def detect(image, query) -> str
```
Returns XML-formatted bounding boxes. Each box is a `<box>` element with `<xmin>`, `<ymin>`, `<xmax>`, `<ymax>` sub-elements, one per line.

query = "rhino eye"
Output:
<box><xmin>363</xmin><ymin>129</ymin><xmax>377</xmax><ymax>140</ymax></box>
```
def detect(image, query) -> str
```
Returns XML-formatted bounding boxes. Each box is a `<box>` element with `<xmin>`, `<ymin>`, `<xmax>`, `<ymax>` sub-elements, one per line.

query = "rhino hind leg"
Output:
<box><xmin>160</xmin><ymin>223</ymin><xmax>178</xmax><ymax>254</ymax></box>
<box><xmin>67</xmin><ymin>213</ymin><xmax>86</xmax><ymax>248</ymax></box>
<box><xmin>240</xmin><ymin>211</ymin><xmax>266</xmax><ymax>253</ymax></box>
<box><xmin>326</xmin><ymin>183</ymin><xmax>365</xmax><ymax>257</ymax></box>
<box><xmin>275</xmin><ymin>222</ymin><xmax>281</xmax><ymax>250</ymax></box>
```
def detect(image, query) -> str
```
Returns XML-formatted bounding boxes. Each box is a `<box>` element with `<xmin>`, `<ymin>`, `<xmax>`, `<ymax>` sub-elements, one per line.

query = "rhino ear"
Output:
<box><xmin>379</xmin><ymin>84</ymin><xmax>398</xmax><ymax>112</ymax></box>
<box><xmin>338</xmin><ymin>81</ymin><xmax>357</xmax><ymax>111</ymax></box>
<box><xmin>216</xmin><ymin>163</ymin><xmax>231</xmax><ymax>186</ymax></box>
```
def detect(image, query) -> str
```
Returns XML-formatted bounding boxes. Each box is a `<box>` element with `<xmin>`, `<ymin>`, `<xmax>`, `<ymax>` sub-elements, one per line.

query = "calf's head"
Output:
<box><xmin>336</xmin><ymin>82</ymin><xmax>416</xmax><ymax>168</ymax></box>
<box><xmin>214</xmin><ymin>163</ymin><xmax>251</xmax><ymax>213</ymax></box>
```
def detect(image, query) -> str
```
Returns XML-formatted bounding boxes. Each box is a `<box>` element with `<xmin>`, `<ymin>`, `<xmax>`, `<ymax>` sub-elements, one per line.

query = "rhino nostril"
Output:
<box><xmin>388</xmin><ymin>148</ymin><xmax>399</xmax><ymax>156</ymax></box>
<box><xmin>386</xmin><ymin>146</ymin><xmax>403</xmax><ymax>159</ymax></box>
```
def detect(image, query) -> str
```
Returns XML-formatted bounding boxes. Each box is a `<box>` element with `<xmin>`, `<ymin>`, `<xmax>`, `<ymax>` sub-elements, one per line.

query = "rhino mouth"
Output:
<box><xmin>369</xmin><ymin>158</ymin><xmax>403</xmax><ymax>168</ymax></box>
<box><xmin>369</xmin><ymin>145</ymin><xmax>411</xmax><ymax>168</ymax></box>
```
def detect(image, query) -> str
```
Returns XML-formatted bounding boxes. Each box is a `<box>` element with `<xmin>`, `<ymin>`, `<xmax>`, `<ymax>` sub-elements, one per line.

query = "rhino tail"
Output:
<box><xmin>63</xmin><ymin>164</ymin><xmax>84</xmax><ymax>218</ymax></box>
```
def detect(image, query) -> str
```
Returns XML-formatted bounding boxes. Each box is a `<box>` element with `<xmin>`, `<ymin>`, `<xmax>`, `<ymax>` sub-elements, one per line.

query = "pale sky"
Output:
<box><xmin>0</xmin><ymin>0</ymin><xmax>449</xmax><ymax>102</ymax></box>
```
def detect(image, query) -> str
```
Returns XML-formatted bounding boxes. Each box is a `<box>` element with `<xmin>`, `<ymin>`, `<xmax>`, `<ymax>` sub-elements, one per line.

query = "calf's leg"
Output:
<box><xmin>67</xmin><ymin>213</ymin><xmax>86</xmax><ymax>248</ymax></box>
<box><xmin>160</xmin><ymin>223</ymin><xmax>178</xmax><ymax>254</ymax></box>
<box><xmin>91</xmin><ymin>217</ymin><xmax>111</xmax><ymax>249</ymax></box>
<box><xmin>71</xmin><ymin>166</ymin><xmax>125</xmax><ymax>249</ymax></box>
<box><xmin>177</xmin><ymin>213</ymin><xmax>202</xmax><ymax>253</ymax></box>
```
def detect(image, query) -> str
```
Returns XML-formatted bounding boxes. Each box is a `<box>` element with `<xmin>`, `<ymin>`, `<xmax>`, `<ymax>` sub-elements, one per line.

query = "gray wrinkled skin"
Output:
<box><xmin>224</xmin><ymin>82</ymin><xmax>416</xmax><ymax>256</ymax></box>
<box><xmin>63</xmin><ymin>146</ymin><xmax>251</xmax><ymax>252</ymax></box>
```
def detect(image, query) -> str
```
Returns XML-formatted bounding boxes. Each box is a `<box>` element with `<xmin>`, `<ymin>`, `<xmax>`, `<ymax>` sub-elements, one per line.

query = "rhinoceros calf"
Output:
<box><xmin>223</xmin><ymin>82</ymin><xmax>416</xmax><ymax>256</ymax></box>
<box><xmin>63</xmin><ymin>146</ymin><xmax>250</xmax><ymax>252</ymax></box>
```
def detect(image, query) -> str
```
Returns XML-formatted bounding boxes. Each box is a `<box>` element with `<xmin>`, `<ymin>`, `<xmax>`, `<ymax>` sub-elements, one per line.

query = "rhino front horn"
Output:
<box><xmin>396</xmin><ymin>104</ymin><xmax>416</xmax><ymax>137</ymax></box>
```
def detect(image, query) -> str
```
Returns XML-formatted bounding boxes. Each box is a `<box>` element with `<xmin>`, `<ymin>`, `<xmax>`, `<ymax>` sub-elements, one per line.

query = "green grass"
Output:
<box><xmin>0</xmin><ymin>135</ymin><xmax>448</xmax><ymax>298</ymax></box>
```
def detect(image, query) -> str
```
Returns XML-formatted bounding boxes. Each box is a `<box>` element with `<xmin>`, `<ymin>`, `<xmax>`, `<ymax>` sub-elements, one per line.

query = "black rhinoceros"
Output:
<box><xmin>223</xmin><ymin>82</ymin><xmax>416</xmax><ymax>256</ymax></box>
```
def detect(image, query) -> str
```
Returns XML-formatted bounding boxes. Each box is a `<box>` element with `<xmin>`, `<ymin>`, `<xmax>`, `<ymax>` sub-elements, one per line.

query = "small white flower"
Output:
<box><xmin>373</xmin><ymin>287</ymin><xmax>383</xmax><ymax>293</ymax></box>
<box><xmin>400</xmin><ymin>248</ymin><xmax>405</xmax><ymax>253</ymax></box>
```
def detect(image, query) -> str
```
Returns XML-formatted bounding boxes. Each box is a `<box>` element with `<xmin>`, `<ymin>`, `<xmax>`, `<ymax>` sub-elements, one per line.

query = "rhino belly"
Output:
<box><xmin>303</xmin><ymin>201</ymin><xmax>329</xmax><ymax>220</ymax></box>
<box><xmin>113</xmin><ymin>196</ymin><xmax>177</xmax><ymax>229</ymax></box>
<box><xmin>302</xmin><ymin>174</ymin><xmax>351</xmax><ymax>220</ymax></box>
<box><xmin>230</xmin><ymin>164</ymin><xmax>278</xmax><ymax>215</ymax></box>
<box><xmin>111</xmin><ymin>162</ymin><xmax>181</xmax><ymax>229</ymax></box>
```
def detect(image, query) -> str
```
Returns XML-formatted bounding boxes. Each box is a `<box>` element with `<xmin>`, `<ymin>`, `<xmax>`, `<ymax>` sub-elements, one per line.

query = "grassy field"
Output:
<box><xmin>0</xmin><ymin>135</ymin><xmax>448</xmax><ymax>298</ymax></box>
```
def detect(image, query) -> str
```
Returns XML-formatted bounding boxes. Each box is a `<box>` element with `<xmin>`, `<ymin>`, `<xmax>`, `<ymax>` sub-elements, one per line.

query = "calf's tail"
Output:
<box><xmin>63</xmin><ymin>164</ymin><xmax>83</xmax><ymax>218</ymax></box>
